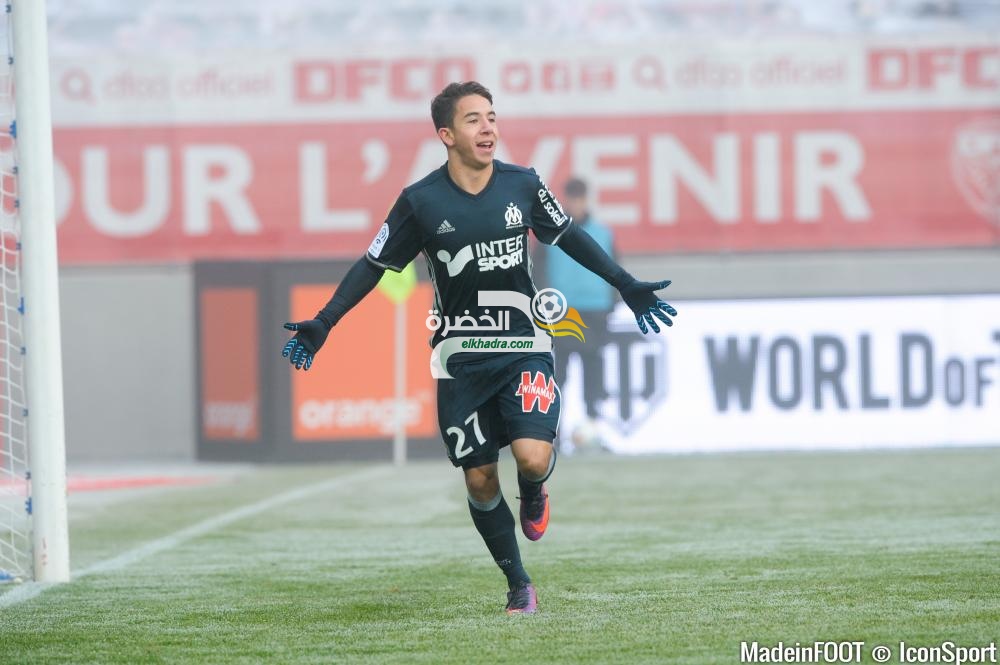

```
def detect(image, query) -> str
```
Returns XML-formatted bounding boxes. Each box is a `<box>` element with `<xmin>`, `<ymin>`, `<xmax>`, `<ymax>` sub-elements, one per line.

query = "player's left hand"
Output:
<box><xmin>619</xmin><ymin>279</ymin><xmax>677</xmax><ymax>334</ymax></box>
<box><xmin>281</xmin><ymin>319</ymin><xmax>330</xmax><ymax>370</ymax></box>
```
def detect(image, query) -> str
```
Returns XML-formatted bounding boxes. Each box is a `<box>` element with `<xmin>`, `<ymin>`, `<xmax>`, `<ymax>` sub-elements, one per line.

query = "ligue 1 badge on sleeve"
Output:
<box><xmin>368</xmin><ymin>222</ymin><xmax>390</xmax><ymax>258</ymax></box>
<box><xmin>951</xmin><ymin>118</ymin><xmax>1000</xmax><ymax>224</ymax></box>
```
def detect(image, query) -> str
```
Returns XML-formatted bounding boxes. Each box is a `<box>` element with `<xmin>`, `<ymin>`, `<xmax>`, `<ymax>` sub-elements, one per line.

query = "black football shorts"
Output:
<box><xmin>436</xmin><ymin>352</ymin><xmax>560</xmax><ymax>469</ymax></box>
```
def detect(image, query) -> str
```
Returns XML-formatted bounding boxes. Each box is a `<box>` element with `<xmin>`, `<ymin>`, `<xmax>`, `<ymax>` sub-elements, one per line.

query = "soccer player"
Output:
<box><xmin>281</xmin><ymin>81</ymin><xmax>676</xmax><ymax>615</ymax></box>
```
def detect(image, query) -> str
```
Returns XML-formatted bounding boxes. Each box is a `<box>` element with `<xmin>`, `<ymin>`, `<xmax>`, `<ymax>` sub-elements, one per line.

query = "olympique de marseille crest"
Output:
<box><xmin>504</xmin><ymin>203</ymin><xmax>523</xmax><ymax>229</ymax></box>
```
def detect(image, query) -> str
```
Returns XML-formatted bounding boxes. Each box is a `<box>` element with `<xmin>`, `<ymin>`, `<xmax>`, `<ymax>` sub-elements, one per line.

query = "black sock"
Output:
<box><xmin>517</xmin><ymin>472</ymin><xmax>543</xmax><ymax>500</ymax></box>
<box><xmin>468</xmin><ymin>496</ymin><xmax>530</xmax><ymax>588</ymax></box>
<box><xmin>518</xmin><ymin>447</ymin><xmax>556</xmax><ymax>500</ymax></box>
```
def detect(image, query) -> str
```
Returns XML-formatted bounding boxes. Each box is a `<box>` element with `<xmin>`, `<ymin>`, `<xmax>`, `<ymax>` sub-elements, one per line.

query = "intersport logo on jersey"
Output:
<box><xmin>435</xmin><ymin>235</ymin><xmax>525</xmax><ymax>276</ymax></box>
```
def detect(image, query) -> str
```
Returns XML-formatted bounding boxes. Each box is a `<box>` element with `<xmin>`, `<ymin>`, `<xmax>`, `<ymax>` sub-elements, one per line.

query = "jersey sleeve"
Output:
<box><xmin>527</xmin><ymin>169</ymin><xmax>573</xmax><ymax>245</ymax></box>
<box><xmin>365</xmin><ymin>192</ymin><xmax>424</xmax><ymax>272</ymax></box>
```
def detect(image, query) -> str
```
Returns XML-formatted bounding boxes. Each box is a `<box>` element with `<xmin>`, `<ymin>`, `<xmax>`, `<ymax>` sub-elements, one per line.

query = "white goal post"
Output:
<box><xmin>3</xmin><ymin>0</ymin><xmax>70</xmax><ymax>583</ymax></box>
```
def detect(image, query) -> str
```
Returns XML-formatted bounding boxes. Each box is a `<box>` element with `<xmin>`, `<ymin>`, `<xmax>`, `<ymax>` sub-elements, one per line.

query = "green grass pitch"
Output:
<box><xmin>2</xmin><ymin>448</ymin><xmax>998</xmax><ymax>664</ymax></box>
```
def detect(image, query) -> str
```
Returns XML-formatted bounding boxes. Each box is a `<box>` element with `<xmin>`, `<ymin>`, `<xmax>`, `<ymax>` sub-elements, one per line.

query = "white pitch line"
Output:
<box><xmin>0</xmin><ymin>465</ymin><xmax>393</xmax><ymax>609</ymax></box>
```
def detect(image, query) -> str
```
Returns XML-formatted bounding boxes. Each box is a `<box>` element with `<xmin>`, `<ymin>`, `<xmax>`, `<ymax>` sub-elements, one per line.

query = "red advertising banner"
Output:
<box><xmin>45</xmin><ymin>39</ymin><xmax>1000</xmax><ymax>264</ymax></box>
<box><xmin>52</xmin><ymin>110</ymin><xmax>1000</xmax><ymax>263</ymax></box>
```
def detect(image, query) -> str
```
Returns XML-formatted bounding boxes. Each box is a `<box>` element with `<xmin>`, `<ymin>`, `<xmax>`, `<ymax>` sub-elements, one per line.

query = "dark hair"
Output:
<box><xmin>564</xmin><ymin>177</ymin><xmax>588</xmax><ymax>197</ymax></box>
<box><xmin>431</xmin><ymin>81</ymin><xmax>493</xmax><ymax>131</ymax></box>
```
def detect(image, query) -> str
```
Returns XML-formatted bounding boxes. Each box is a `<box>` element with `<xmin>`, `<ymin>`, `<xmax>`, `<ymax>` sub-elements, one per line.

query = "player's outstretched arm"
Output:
<box><xmin>282</xmin><ymin>256</ymin><xmax>385</xmax><ymax>370</ymax></box>
<box><xmin>555</xmin><ymin>224</ymin><xmax>677</xmax><ymax>334</ymax></box>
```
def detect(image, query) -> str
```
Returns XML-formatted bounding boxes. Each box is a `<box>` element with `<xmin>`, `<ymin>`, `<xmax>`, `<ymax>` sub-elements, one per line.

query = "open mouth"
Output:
<box><xmin>476</xmin><ymin>141</ymin><xmax>494</xmax><ymax>150</ymax></box>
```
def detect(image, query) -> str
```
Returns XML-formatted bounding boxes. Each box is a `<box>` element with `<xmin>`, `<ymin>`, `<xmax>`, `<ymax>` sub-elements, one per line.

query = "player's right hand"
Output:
<box><xmin>282</xmin><ymin>319</ymin><xmax>330</xmax><ymax>371</ymax></box>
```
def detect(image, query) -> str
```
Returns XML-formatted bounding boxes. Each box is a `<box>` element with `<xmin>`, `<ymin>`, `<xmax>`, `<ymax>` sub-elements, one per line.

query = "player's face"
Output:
<box><xmin>440</xmin><ymin>94</ymin><xmax>498</xmax><ymax>169</ymax></box>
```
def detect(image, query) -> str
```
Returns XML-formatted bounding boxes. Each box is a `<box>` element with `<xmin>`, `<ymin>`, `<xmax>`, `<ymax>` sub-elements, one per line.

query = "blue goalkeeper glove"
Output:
<box><xmin>281</xmin><ymin>319</ymin><xmax>331</xmax><ymax>371</ymax></box>
<box><xmin>618</xmin><ymin>279</ymin><xmax>677</xmax><ymax>334</ymax></box>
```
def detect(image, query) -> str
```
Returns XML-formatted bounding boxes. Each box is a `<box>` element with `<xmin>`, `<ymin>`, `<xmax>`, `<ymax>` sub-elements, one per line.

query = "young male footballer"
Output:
<box><xmin>282</xmin><ymin>81</ymin><xmax>675</xmax><ymax>614</ymax></box>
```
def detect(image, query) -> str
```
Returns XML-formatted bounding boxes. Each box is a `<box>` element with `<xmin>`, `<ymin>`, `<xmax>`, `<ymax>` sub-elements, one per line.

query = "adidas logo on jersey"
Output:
<box><xmin>436</xmin><ymin>220</ymin><xmax>456</xmax><ymax>234</ymax></box>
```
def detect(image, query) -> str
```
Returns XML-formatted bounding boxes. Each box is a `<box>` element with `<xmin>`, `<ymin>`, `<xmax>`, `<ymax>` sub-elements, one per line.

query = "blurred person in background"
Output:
<box><xmin>281</xmin><ymin>81</ymin><xmax>675</xmax><ymax>615</ymax></box>
<box><xmin>544</xmin><ymin>177</ymin><xmax>617</xmax><ymax>454</ymax></box>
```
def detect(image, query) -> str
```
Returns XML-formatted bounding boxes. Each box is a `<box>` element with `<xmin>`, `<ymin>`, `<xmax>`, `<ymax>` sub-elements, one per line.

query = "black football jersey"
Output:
<box><xmin>365</xmin><ymin>160</ymin><xmax>572</xmax><ymax>361</ymax></box>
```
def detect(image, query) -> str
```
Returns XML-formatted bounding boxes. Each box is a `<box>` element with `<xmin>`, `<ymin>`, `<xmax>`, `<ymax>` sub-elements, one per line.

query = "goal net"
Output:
<box><xmin>0</xmin><ymin>4</ymin><xmax>31</xmax><ymax>584</ymax></box>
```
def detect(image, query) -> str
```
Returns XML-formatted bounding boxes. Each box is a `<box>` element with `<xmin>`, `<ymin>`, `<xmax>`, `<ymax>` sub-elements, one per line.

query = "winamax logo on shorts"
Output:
<box><xmin>515</xmin><ymin>371</ymin><xmax>558</xmax><ymax>413</ymax></box>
